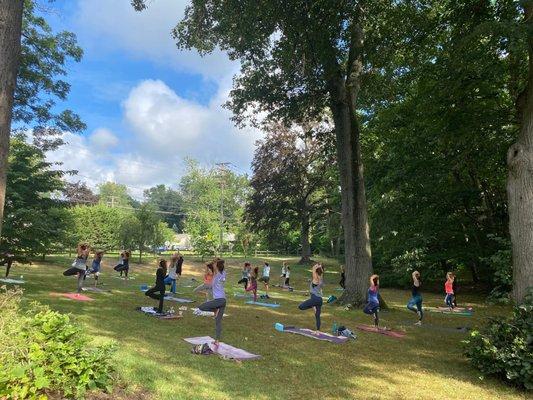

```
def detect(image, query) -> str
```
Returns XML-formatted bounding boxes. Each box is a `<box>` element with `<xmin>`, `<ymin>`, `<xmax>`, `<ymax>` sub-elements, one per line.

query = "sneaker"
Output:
<box><xmin>414</xmin><ymin>321</ymin><xmax>422</xmax><ymax>326</ymax></box>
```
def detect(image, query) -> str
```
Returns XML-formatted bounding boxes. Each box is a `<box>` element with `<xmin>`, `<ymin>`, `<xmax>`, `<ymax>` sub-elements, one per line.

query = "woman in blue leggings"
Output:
<box><xmin>407</xmin><ymin>270</ymin><xmax>423</xmax><ymax>325</ymax></box>
<box><xmin>298</xmin><ymin>264</ymin><xmax>324</xmax><ymax>333</ymax></box>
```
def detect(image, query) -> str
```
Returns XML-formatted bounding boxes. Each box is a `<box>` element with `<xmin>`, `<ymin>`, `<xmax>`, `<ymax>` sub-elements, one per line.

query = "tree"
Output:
<box><xmin>0</xmin><ymin>135</ymin><xmax>70</xmax><ymax>255</ymax></box>
<box><xmin>63</xmin><ymin>181</ymin><xmax>99</xmax><ymax>206</ymax></box>
<box><xmin>507</xmin><ymin>1</ymin><xmax>533</xmax><ymax>303</ymax></box>
<box><xmin>180</xmin><ymin>160</ymin><xmax>248</xmax><ymax>256</ymax></box>
<box><xmin>69</xmin><ymin>204</ymin><xmax>131</xmax><ymax>251</ymax></box>
<box><xmin>132</xmin><ymin>0</ymin><xmax>427</xmax><ymax>303</ymax></box>
<box><xmin>98</xmin><ymin>182</ymin><xmax>135</xmax><ymax>208</ymax></box>
<box><xmin>247</xmin><ymin>123</ymin><xmax>332</xmax><ymax>263</ymax></box>
<box><xmin>1</xmin><ymin>0</ymin><xmax>84</xmax><ymax>238</ymax></box>
<box><xmin>0</xmin><ymin>0</ymin><xmax>24</xmax><ymax>239</ymax></box>
<box><xmin>144</xmin><ymin>184</ymin><xmax>184</xmax><ymax>232</ymax></box>
<box><xmin>119</xmin><ymin>203</ymin><xmax>163</xmax><ymax>262</ymax></box>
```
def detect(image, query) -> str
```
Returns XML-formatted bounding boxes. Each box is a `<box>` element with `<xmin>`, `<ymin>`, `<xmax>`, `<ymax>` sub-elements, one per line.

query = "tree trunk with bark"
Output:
<box><xmin>298</xmin><ymin>212</ymin><xmax>312</xmax><ymax>264</ymax></box>
<box><xmin>508</xmin><ymin>3</ymin><xmax>533</xmax><ymax>304</ymax></box>
<box><xmin>0</xmin><ymin>0</ymin><xmax>24</xmax><ymax>239</ymax></box>
<box><xmin>325</xmin><ymin>8</ymin><xmax>372</xmax><ymax>305</ymax></box>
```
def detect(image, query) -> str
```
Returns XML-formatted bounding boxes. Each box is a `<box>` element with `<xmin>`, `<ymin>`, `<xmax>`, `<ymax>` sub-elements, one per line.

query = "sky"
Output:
<box><xmin>41</xmin><ymin>0</ymin><xmax>262</xmax><ymax>199</ymax></box>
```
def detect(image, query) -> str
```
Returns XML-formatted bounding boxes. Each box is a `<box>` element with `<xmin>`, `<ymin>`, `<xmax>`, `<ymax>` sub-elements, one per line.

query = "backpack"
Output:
<box><xmin>191</xmin><ymin>343</ymin><xmax>214</xmax><ymax>355</ymax></box>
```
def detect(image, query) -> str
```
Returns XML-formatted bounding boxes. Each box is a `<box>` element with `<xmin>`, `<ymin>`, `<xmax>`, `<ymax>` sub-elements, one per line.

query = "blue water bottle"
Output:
<box><xmin>332</xmin><ymin>321</ymin><xmax>338</xmax><ymax>335</ymax></box>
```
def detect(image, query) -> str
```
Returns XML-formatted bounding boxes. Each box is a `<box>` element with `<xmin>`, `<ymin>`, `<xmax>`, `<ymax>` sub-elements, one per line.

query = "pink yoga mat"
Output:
<box><xmin>50</xmin><ymin>292</ymin><xmax>94</xmax><ymax>301</ymax></box>
<box><xmin>282</xmin><ymin>327</ymin><xmax>349</xmax><ymax>344</ymax></box>
<box><xmin>184</xmin><ymin>336</ymin><xmax>261</xmax><ymax>361</ymax></box>
<box><xmin>356</xmin><ymin>324</ymin><xmax>405</xmax><ymax>339</ymax></box>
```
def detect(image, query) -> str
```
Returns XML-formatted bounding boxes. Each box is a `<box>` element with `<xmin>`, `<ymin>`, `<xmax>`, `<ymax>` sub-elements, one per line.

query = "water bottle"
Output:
<box><xmin>332</xmin><ymin>321</ymin><xmax>338</xmax><ymax>335</ymax></box>
<box><xmin>274</xmin><ymin>322</ymin><xmax>284</xmax><ymax>332</ymax></box>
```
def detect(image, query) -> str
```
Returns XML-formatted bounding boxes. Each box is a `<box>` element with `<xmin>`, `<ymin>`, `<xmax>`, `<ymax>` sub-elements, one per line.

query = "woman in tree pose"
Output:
<box><xmin>85</xmin><ymin>251</ymin><xmax>104</xmax><ymax>286</ymax></box>
<box><xmin>198</xmin><ymin>259</ymin><xmax>227</xmax><ymax>346</ymax></box>
<box><xmin>363</xmin><ymin>274</ymin><xmax>381</xmax><ymax>329</ymax></box>
<box><xmin>260</xmin><ymin>262</ymin><xmax>271</xmax><ymax>298</ymax></box>
<box><xmin>444</xmin><ymin>272</ymin><xmax>455</xmax><ymax>310</ymax></box>
<box><xmin>339</xmin><ymin>265</ymin><xmax>346</xmax><ymax>289</ymax></box>
<box><xmin>63</xmin><ymin>243</ymin><xmax>90</xmax><ymax>293</ymax></box>
<box><xmin>245</xmin><ymin>266</ymin><xmax>259</xmax><ymax>301</ymax></box>
<box><xmin>145</xmin><ymin>259</ymin><xmax>167</xmax><ymax>314</ymax></box>
<box><xmin>280</xmin><ymin>261</ymin><xmax>287</xmax><ymax>286</ymax></box>
<box><xmin>114</xmin><ymin>251</ymin><xmax>130</xmax><ymax>278</ymax></box>
<box><xmin>164</xmin><ymin>252</ymin><xmax>181</xmax><ymax>294</ymax></box>
<box><xmin>407</xmin><ymin>270</ymin><xmax>423</xmax><ymax>325</ymax></box>
<box><xmin>284</xmin><ymin>265</ymin><xmax>291</xmax><ymax>287</ymax></box>
<box><xmin>193</xmin><ymin>262</ymin><xmax>214</xmax><ymax>300</ymax></box>
<box><xmin>237</xmin><ymin>262</ymin><xmax>251</xmax><ymax>289</ymax></box>
<box><xmin>298</xmin><ymin>263</ymin><xmax>324</xmax><ymax>333</ymax></box>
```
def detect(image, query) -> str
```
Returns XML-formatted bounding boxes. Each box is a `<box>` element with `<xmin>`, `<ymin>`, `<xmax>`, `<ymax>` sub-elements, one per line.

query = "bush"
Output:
<box><xmin>0</xmin><ymin>288</ymin><xmax>116</xmax><ymax>399</ymax></box>
<box><xmin>463</xmin><ymin>291</ymin><xmax>533</xmax><ymax>390</ymax></box>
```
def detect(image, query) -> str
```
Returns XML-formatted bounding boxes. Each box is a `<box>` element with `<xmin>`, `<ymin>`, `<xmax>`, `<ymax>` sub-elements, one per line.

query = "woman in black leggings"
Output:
<box><xmin>63</xmin><ymin>243</ymin><xmax>90</xmax><ymax>293</ymax></box>
<box><xmin>114</xmin><ymin>251</ymin><xmax>130</xmax><ymax>278</ymax></box>
<box><xmin>145</xmin><ymin>259</ymin><xmax>167</xmax><ymax>313</ymax></box>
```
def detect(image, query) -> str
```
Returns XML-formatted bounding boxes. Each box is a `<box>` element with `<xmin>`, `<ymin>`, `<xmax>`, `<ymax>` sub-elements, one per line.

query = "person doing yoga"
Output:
<box><xmin>444</xmin><ymin>272</ymin><xmax>455</xmax><ymax>310</ymax></box>
<box><xmin>245</xmin><ymin>266</ymin><xmax>259</xmax><ymax>301</ymax></box>
<box><xmin>284</xmin><ymin>265</ymin><xmax>291</xmax><ymax>287</ymax></box>
<box><xmin>237</xmin><ymin>262</ymin><xmax>251</xmax><ymax>289</ymax></box>
<box><xmin>407</xmin><ymin>270</ymin><xmax>423</xmax><ymax>325</ymax></box>
<box><xmin>85</xmin><ymin>251</ymin><xmax>104</xmax><ymax>286</ymax></box>
<box><xmin>63</xmin><ymin>243</ymin><xmax>90</xmax><ymax>293</ymax></box>
<box><xmin>280</xmin><ymin>262</ymin><xmax>287</xmax><ymax>286</ymax></box>
<box><xmin>298</xmin><ymin>263</ymin><xmax>324</xmax><ymax>334</ymax></box>
<box><xmin>339</xmin><ymin>265</ymin><xmax>346</xmax><ymax>289</ymax></box>
<box><xmin>114</xmin><ymin>251</ymin><xmax>130</xmax><ymax>278</ymax></box>
<box><xmin>260</xmin><ymin>262</ymin><xmax>271</xmax><ymax>298</ymax></box>
<box><xmin>198</xmin><ymin>259</ymin><xmax>227</xmax><ymax>346</ymax></box>
<box><xmin>164</xmin><ymin>252</ymin><xmax>181</xmax><ymax>294</ymax></box>
<box><xmin>145</xmin><ymin>259</ymin><xmax>167</xmax><ymax>314</ymax></box>
<box><xmin>363</xmin><ymin>274</ymin><xmax>381</xmax><ymax>329</ymax></box>
<box><xmin>193</xmin><ymin>262</ymin><xmax>214</xmax><ymax>300</ymax></box>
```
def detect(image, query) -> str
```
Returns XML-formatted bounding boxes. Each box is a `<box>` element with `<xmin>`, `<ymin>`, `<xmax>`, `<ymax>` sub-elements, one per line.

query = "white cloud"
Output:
<box><xmin>46</xmin><ymin>78</ymin><xmax>262</xmax><ymax>200</ymax></box>
<box><xmin>89</xmin><ymin>128</ymin><xmax>119</xmax><ymax>150</ymax></box>
<box><xmin>75</xmin><ymin>0</ymin><xmax>237</xmax><ymax>80</ymax></box>
<box><xmin>122</xmin><ymin>79</ymin><xmax>262</xmax><ymax>167</ymax></box>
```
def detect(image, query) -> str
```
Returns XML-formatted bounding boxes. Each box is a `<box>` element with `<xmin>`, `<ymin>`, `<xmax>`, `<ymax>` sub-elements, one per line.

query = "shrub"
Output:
<box><xmin>0</xmin><ymin>288</ymin><xmax>116</xmax><ymax>399</ymax></box>
<box><xmin>463</xmin><ymin>291</ymin><xmax>533</xmax><ymax>390</ymax></box>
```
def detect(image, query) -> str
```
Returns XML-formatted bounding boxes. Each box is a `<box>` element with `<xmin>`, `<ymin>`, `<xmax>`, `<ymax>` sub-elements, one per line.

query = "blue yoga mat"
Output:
<box><xmin>246</xmin><ymin>301</ymin><xmax>280</xmax><ymax>308</ymax></box>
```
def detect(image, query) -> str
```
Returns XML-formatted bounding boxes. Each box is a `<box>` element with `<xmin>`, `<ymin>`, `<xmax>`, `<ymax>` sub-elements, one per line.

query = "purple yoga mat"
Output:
<box><xmin>282</xmin><ymin>327</ymin><xmax>349</xmax><ymax>344</ymax></box>
<box><xmin>184</xmin><ymin>336</ymin><xmax>261</xmax><ymax>361</ymax></box>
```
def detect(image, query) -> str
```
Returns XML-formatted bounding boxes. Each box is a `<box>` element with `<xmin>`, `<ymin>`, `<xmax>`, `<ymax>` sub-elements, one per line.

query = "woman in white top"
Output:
<box><xmin>63</xmin><ymin>243</ymin><xmax>90</xmax><ymax>293</ymax></box>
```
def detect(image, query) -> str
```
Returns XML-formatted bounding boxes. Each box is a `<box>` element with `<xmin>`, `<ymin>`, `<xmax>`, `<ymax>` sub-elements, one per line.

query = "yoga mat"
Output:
<box><xmin>50</xmin><ymin>292</ymin><xmax>93</xmax><ymax>301</ymax></box>
<box><xmin>113</xmin><ymin>276</ymin><xmax>136</xmax><ymax>280</ymax></box>
<box><xmin>356</xmin><ymin>324</ymin><xmax>405</xmax><ymax>338</ymax></box>
<box><xmin>192</xmin><ymin>308</ymin><xmax>229</xmax><ymax>317</ymax></box>
<box><xmin>281</xmin><ymin>326</ymin><xmax>349</xmax><ymax>344</ymax></box>
<box><xmin>184</xmin><ymin>336</ymin><xmax>261</xmax><ymax>361</ymax></box>
<box><xmin>400</xmin><ymin>321</ymin><xmax>471</xmax><ymax>333</ymax></box>
<box><xmin>436</xmin><ymin>306</ymin><xmax>473</xmax><ymax>312</ymax></box>
<box><xmin>0</xmin><ymin>278</ymin><xmax>25</xmax><ymax>284</ymax></box>
<box><xmin>233</xmin><ymin>293</ymin><xmax>253</xmax><ymax>298</ymax></box>
<box><xmin>138</xmin><ymin>306</ymin><xmax>181</xmax><ymax>319</ymax></box>
<box><xmin>245</xmin><ymin>301</ymin><xmax>280</xmax><ymax>308</ymax></box>
<box><xmin>427</xmin><ymin>307</ymin><xmax>473</xmax><ymax>316</ymax></box>
<box><xmin>164</xmin><ymin>296</ymin><xmax>194</xmax><ymax>303</ymax></box>
<box><xmin>81</xmin><ymin>287</ymin><xmax>110</xmax><ymax>293</ymax></box>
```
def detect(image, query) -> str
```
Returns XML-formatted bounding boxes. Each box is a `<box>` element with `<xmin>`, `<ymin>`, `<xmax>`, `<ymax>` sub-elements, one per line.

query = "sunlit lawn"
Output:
<box><xmin>7</xmin><ymin>254</ymin><xmax>527</xmax><ymax>400</ymax></box>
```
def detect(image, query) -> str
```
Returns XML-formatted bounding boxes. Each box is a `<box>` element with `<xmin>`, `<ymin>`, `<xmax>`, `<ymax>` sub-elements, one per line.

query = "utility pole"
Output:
<box><xmin>215</xmin><ymin>163</ymin><xmax>230</xmax><ymax>255</ymax></box>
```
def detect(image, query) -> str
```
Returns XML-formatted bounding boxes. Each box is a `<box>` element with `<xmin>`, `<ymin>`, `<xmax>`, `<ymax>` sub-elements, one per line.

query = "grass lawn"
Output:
<box><xmin>5</xmin><ymin>255</ymin><xmax>528</xmax><ymax>400</ymax></box>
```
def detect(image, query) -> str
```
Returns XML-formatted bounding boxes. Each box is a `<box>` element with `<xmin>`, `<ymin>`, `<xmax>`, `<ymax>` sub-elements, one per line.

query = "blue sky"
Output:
<box><xmin>42</xmin><ymin>0</ymin><xmax>261</xmax><ymax>199</ymax></box>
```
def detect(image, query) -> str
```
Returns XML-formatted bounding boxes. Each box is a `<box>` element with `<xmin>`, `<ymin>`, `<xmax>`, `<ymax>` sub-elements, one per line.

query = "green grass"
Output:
<box><xmin>6</xmin><ymin>255</ymin><xmax>528</xmax><ymax>400</ymax></box>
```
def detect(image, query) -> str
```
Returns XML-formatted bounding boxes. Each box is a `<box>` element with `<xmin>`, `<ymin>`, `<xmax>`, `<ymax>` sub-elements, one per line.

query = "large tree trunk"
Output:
<box><xmin>298</xmin><ymin>212</ymin><xmax>312</xmax><ymax>264</ymax></box>
<box><xmin>326</xmin><ymin>8</ymin><xmax>372</xmax><ymax>305</ymax></box>
<box><xmin>508</xmin><ymin>3</ymin><xmax>533</xmax><ymax>305</ymax></box>
<box><xmin>328</xmin><ymin>77</ymin><xmax>372</xmax><ymax>305</ymax></box>
<box><xmin>0</xmin><ymin>0</ymin><xmax>24</xmax><ymax>239</ymax></box>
